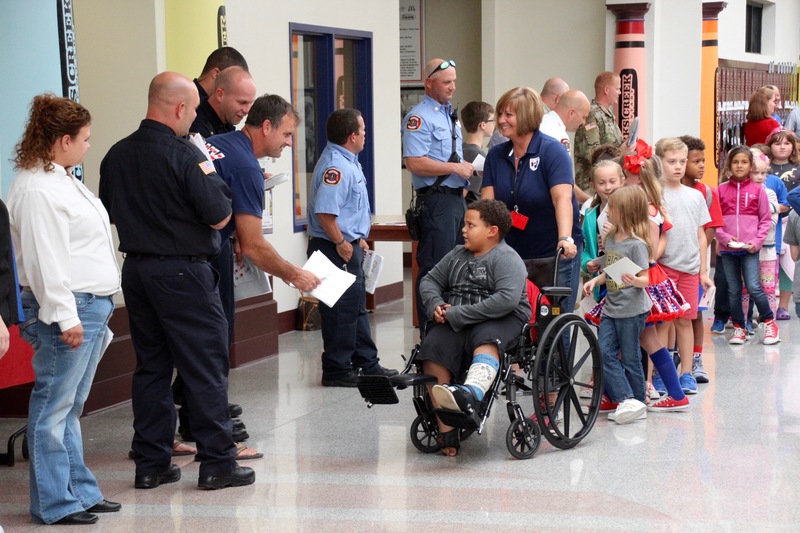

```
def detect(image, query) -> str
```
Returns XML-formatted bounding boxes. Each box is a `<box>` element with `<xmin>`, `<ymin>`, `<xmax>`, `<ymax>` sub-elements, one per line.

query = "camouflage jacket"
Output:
<box><xmin>573</xmin><ymin>99</ymin><xmax>622</xmax><ymax>191</ymax></box>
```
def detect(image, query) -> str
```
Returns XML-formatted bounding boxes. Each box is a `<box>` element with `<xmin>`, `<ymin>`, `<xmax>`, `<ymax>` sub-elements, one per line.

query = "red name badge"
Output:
<box><xmin>510</xmin><ymin>210</ymin><xmax>528</xmax><ymax>230</ymax></box>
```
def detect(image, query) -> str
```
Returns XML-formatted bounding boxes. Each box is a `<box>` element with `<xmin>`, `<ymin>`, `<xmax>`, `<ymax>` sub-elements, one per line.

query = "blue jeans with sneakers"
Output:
<box><xmin>599</xmin><ymin>311</ymin><xmax>648</xmax><ymax>404</ymax></box>
<box><xmin>721</xmin><ymin>253</ymin><xmax>773</xmax><ymax>327</ymax></box>
<box><xmin>20</xmin><ymin>290</ymin><xmax>114</xmax><ymax>524</ymax></box>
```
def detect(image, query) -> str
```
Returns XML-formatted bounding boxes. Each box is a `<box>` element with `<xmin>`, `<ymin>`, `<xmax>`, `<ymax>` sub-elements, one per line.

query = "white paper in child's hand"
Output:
<box><xmin>603</xmin><ymin>257</ymin><xmax>642</xmax><ymax>284</ymax></box>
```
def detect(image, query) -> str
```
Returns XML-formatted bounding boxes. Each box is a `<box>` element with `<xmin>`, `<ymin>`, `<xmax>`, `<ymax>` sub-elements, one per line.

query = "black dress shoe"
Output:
<box><xmin>228</xmin><ymin>402</ymin><xmax>243</xmax><ymax>417</ymax></box>
<box><xmin>87</xmin><ymin>499</ymin><xmax>121</xmax><ymax>513</ymax></box>
<box><xmin>197</xmin><ymin>464</ymin><xmax>255</xmax><ymax>490</ymax></box>
<box><xmin>362</xmin><ymin>365</ymin><xmax>399</xmax><ymax>378</ymax></box>
<box><xmin>55</xmin><ymin>511</ymin><xmax>98</xmax><ymax>525</ymax></box>
<box><xmin>321</xmin><ymin>371</ymin><xmax>359</xmax><ymax>387</ymax></box>
<box><xmin>134</xmin><ymin>464</ymin><xmax>182</xmax><ymax>489</ymax></box>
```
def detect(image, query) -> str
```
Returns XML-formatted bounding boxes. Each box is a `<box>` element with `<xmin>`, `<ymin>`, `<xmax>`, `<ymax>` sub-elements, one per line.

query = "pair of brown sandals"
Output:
<box><xmin>128</xmin><ymin>440</ymin><xmax>263</xmax><ymax>460</ymax></box>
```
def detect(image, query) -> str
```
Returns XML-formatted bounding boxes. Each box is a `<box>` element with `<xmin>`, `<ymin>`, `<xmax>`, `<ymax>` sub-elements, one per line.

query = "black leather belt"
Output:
<box><xmin>125</xmin><ymin>253</ymin><xmax>208</xmax><ymax>262</ymax></box>
<box><xmin>417</xmin><ymin>186</ymin><xmax>463</xmax><ymax>196</ymax></box>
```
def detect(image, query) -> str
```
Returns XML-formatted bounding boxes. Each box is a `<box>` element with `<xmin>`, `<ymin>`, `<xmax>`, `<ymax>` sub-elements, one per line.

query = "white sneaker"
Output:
<box><xmin>647</xmin><ymin>381</ymin><xmax>661</xmax><ymax>400</ymax></box>
<box><xmin>759</xmin><ymin>319</ymin><xmax>780</xmax><ymax>345</ymax></box>
<box><xmin>609</xmin><ymin>399</ymin><xmax>647</xmax><ymax>424</ymax></box>
<box><xmin>608</xmin><ymin>398</ymin><xmax>647</xmax><ymax>424</ymax></box>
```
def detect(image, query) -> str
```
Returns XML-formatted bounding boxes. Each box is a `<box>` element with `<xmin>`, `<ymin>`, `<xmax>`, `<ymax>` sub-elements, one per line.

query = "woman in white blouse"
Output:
<box><xmin>8</xmin><ymin>94</ymin><xmax>120</xmax><ymax>526</ymax></box>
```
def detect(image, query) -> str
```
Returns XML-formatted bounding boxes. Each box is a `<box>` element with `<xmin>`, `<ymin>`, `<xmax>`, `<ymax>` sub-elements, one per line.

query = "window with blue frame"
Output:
<box><xmin>290</xmin><ymin>24</ymin><xmax>373</xmax><ymax>232</ymax></box>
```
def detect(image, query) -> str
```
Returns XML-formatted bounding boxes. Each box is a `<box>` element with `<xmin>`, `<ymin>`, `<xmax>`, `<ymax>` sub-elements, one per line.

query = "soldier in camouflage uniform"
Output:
<box><xmin>574</xmin><ymin>72</ymin><xmax>623</xmax><ymax>193</ymax></box>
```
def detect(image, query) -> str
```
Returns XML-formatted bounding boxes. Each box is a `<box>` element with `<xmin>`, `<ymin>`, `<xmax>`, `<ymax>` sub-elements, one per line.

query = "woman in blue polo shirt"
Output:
<box><xmin>482</xmin><ymin>86</ymin><xmax>583</xmax><ymax>313</ymax></box>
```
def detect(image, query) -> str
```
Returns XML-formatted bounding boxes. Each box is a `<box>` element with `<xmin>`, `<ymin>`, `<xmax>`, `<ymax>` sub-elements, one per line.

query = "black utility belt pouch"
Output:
<box><xmin>405</xmin><ymin>198</ymin><xmax>424</xmax><ymax>241</ymax></box>
<box><xmin>405</xmin><ymin>173</ymin><xmax>447</xmax><ymax>241</ymax></box>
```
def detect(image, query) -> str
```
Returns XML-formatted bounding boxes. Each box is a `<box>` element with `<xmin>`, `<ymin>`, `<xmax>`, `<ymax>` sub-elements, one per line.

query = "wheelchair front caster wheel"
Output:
<box><xmin>410</xmin><ymin>415</ymin><xmax>440</xmax><ymax>454</ymax></box>
<box><xmin>506</xmin><ymin>417</ymin><xmax>541</xmax><ymax>460</ymax></box>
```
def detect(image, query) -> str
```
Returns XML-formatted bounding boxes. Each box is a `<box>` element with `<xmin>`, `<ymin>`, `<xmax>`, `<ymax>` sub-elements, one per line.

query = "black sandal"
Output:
<box><xmin>436</xmin><ymin>428</ymin><xmax>460</xmax><ymax>456</ymax></box>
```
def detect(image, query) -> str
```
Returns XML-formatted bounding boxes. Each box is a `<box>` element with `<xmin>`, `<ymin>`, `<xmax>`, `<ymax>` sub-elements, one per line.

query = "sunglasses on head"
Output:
<box><xmin>427</xmin><ymin>60</ymin><xmax>456</xmax><ymax>78</ymax></box>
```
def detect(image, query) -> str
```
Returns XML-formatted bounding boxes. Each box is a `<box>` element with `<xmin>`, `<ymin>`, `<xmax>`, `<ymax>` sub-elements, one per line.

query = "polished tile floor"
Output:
<box><xmin>2</xmin><ymin>277</ymin><xmax>800</xmax><ymax>532</ymax></box>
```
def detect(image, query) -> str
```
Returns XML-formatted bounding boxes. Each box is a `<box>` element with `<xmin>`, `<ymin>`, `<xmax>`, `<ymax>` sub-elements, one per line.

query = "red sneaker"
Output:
<box><xmin>647</xmin><ymin>395</ymin><xmax>690</xmax><ymax>412</ymax></box>
<box><xmin>599</xmin><ymin>394</ymin><xmax>618</xmax><ymax>412</ymax></box>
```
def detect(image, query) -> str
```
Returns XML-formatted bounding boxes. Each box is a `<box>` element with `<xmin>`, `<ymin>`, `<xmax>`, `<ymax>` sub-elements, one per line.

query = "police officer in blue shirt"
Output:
<box><xmin>402</xmin><ymin>58</ymin><xmax>474</xmax><ymax>327</ymax></box>
<box><xmin>307</xmin><ymin>109</ymin><xmax>398</xmax><ymax>387</ymax></box>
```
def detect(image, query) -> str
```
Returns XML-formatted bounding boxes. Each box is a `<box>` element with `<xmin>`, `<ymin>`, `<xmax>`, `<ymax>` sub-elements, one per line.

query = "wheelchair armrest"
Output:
<box><xmin>390</xmin><ymin>373</ymin><xmax>438</xmax><ymax>388</ymax></box>
<box><xmin>540</xmin><ymin>286</ymin><xmax>573</xmax><ymax>298</ymax></box>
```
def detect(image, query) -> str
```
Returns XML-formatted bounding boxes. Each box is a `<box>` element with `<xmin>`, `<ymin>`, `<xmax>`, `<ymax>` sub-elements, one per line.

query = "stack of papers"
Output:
<box><xmin>300</xmin><ymin>251</ymin><xmax>356</xmax><ymax>307</ymax></box>
<box><xmin>362</xmin><ymin>250</ymin><xmax>384</xmax><ymax>294</ymax></box>
<box><xmin>264</xmin><ymin>172</ymin><xmax>289</xmax><ymax>190</ymax></box>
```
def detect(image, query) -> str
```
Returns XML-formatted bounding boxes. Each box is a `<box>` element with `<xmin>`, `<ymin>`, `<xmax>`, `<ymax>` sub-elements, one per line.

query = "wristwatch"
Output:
<box><xmin>559</xmin><ymin>236</ymin><xmax>575</xmax><ymax>244</ymax></box>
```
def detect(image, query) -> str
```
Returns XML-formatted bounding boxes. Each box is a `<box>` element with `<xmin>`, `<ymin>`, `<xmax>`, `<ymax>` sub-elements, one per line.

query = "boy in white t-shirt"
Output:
<box><xmin>654</xmin><ymin>138</ymin><xmax>713</xmax><ymax>396</ymax></box>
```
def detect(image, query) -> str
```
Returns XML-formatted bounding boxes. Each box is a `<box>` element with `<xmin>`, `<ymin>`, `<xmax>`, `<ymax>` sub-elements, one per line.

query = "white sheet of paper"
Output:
<box><xmin>263</xmin><ymin>172</ymin><xmax>289</xmax><ymax>190</ymax></box>
<box><xmin>300</xmin><ymin>250</ymin><xmax>356</xmax><ymax>307</ymax></box>
<box><xmin>100</xmin><ymin>327</ymin><xmax>114</xmax><ymax>356</ymax></box>
<box><xmin>188</xmin><ymin>133</ymin><xmax>213</xmax><ymax>162</ymax></box>
<box><xmin>471</xmin><ymin>153</ymin><xmax>485</xmax><ymax>172</ymax></box>
<box><xmin>362</xmin><ymin>249</ymin><xmax>384</xmax><ymax>294</ymax></box>
<box><xmin>579</xmin><ymin>294</ymin><xmax>597</xmax><ymax>316</ymax></box>
<box><xmin>591</xmin><ymin>255</ymin><xmax>607</xmax><ymax>268</ymax></box>
<box><xmin>603</xmin><ymin>257</ymin><xmax>643</xmax><ymax>284</ymax></box>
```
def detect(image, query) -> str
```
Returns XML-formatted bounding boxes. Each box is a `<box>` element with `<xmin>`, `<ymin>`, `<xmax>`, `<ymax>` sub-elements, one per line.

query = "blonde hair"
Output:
<box><xmin>589</xmin><ymin>160</ymin><xmax>625</xmax><ymax>210</ymax></box>
<box><xmin>606</xmin><ymin>186</ymin><xmax>654</xmax><ymax>262</ymax></box>
<box><xmin>655</xmin><ymin>137</ymin><xmax>688</xmax><ymax>157</ymax></box>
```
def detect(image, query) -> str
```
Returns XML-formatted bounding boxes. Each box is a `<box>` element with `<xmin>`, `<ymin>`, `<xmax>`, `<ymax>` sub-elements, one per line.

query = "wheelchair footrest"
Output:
<box><xmin>389</xmin><ymin>373</ymin><xmax>438</xmax><ymax>389</ymax></box>
<box><xmin>434</xmin><ymin>408</ymin><xmax>481</xmax><ymax>431</ymax></box>
<box><xmin>357</xmin><ymin>376</ymin><xmax>399</xmax><ymax>404</ymax></box>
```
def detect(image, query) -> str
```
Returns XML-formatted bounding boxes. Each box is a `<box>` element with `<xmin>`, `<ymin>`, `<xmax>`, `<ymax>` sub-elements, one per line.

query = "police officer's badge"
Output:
<box><xmin>323</xmin><ymin>167</ymin><xmax>342</xmax><ymax>185</ymax></box>
<box><xmin>530</xmin><ymin>157</ymin><xmax>540</xmax><ymax>171</ymax></box>
<box><xmin>405</xmin><ymin>115</ymin><xmax>422</xmax><ymax>131</ymax></box>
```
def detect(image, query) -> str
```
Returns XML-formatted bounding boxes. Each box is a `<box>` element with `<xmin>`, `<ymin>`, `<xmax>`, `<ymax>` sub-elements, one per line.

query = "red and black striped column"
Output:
<box><xmin>607</xmin><ymin>3</ymin><xmax>651</xmax><ymax>142</ymax></box>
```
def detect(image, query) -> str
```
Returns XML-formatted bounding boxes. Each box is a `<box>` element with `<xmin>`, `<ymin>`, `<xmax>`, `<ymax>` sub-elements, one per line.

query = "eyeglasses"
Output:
<box><xmin>427</xmin><ymin>60</ymin><xmax>456</xmax><ymax>78</ymax></box>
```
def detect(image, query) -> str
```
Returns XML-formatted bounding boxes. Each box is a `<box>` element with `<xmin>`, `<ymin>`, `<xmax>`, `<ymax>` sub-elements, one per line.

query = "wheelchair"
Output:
<box><xmin>357</xmin><ymin>259</ymin><xmax>603</xmax><ymax>460</ymax></box>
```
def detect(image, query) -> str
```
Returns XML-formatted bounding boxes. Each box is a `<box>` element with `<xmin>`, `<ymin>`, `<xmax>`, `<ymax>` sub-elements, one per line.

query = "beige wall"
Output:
<box><xmin>74</xmin><ymin>0</ymin><xmax>165</xmax><ymax>304</ymax></box>
<box><xmin>482</xmin><ymin>0</ymin><xmax>608</xmax><ymax>108</ymax></box>
<box><xmin>74</xmin><ymin>0</ymin><xmax>165</xmax><ymax>196</ymax></box>
<box><xmin>424</xmin><ymin>0</ymin><xmax>482</xmax><ymax>108</ymax></box>
<box><xmin>226</xmin><ymin>0</ymin><xmax>403</xmax><ymax>312</ymax></box>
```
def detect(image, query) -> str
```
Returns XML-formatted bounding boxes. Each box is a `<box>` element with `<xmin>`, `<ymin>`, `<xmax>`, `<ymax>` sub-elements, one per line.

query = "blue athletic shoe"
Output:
<box><xmin>745</xmin><ymin>322</ymin><xmax>755</xmax><ymax>336</ymax></box>
<box><xmin>680</xmin><ymin>372</ymin><xmax>698</xmax><ymax>395</ymax></box>
<box><xmin>710</xmin><ymin>319</ymin><xmax>726</xmax><ymax>334</ymax></box>
<box><xmin>651</xmin><ymin>372</ymin><xmax>667</xmax><ymax>396</ymax></box>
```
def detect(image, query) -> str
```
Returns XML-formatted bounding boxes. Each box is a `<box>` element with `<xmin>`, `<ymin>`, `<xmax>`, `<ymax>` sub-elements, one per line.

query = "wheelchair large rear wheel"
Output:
<box><xmin>410</xmin><ymin>415</ymin><xmax>440</xmax><ymax>453</ymax></box>
<box><xmin>531</xmin><ymin>313</ymin><xmax>602</xmax><ymax>450</ymax></box>
<box><xmin>505</xmin><ymin>417</ymin><xmax>541</xmax><ymax>459</ymax></box>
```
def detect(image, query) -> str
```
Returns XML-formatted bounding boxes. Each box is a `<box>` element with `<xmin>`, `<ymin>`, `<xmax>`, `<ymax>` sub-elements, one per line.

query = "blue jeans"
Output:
<box><xmin>721</xmin><ymin>253</ymin><xmax>773</xmax><ymax>326</ymax></box>
<box><xmin>713</xmin><ymin>255</ymin><xmax>729</xmax><ymax>322</ymax></box>
<box><xmin>599</xmin><ymin>311</ymin><xmax>648</xmax><ymax>403</ymax></box>
<box><xmin>20</xmin><ymin>290</ymin><xmax>114</xmax><ymax>524</ymax></box>
<box><xmin>557</xmin><ymin>242</ymin><xmax>583</xmax><ymax>314</ymax></box>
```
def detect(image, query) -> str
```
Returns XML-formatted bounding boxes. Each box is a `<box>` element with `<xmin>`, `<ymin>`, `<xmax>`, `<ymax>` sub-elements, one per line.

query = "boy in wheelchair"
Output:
<box><xmin>417</xmin><ymin>199</ymin><xmax>531</xmax><ymax>456</ymax></box>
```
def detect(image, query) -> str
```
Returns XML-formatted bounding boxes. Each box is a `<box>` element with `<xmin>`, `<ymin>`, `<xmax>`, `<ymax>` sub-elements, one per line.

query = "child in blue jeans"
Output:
<box><xmin>583</xmin><ymin>186</ymin><xmax>652</xmax><ymax>425</ymax></box>
<box><xmin>717</xmin><ymin>146</ymin><xmax>778</xmax><ymax>345</ymax></box>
